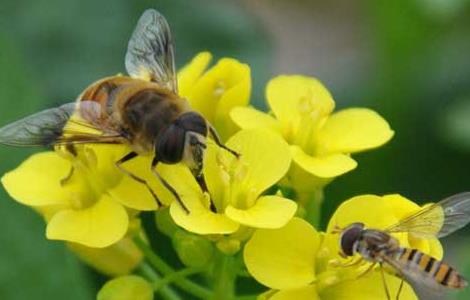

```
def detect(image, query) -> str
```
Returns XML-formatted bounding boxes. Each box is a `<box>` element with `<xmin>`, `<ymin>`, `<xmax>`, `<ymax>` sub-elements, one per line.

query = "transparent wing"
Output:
<box><xmin>382</xmin><ymin>255</ymin><xmax>444</xmax><ymax>294</ymax></box>
<box><xmin>125</xmin><ymin>9</ymin><xmax>177</xmax><ymax>92</ymax></box>
<box><xmin>385</xmin><ymin>192</ymin><xmax>470</xmax><ymax>239</ymax></box>
<box><xmin>0</xmin><ymin>101</ymin><xmax>124</xmax><ymax>147</ymax></box>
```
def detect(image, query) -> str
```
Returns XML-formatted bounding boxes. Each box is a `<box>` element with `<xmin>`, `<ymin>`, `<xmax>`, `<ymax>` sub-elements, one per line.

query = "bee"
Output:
<box><xmin>0</xmin><ymin>9</ymin><xmax>238</xmax><ymax>213</ymax></box>
<box><xmin>335</xmin><ymin>192</ymin><xmax>470</xmax><ymax>299</ymax></box>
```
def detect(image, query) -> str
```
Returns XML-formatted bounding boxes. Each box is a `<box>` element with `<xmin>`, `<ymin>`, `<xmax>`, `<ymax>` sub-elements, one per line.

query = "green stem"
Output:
<box><xmin>298</xmin><ymin>189</ymin><xmax>324</xmax><ymax>228</ymax></box>
<box><xmin>211</xmin><ymin>252</ymin><xmax>237</xmax><ymax>300</ymax></box>
<box><xmin>138</xmin><ymin>262</ymin><xmax>181</xmax><ymax>300</ymax></box>
<box><xmin>153</xmin><ymin>267</ymin><xmax>203</xmax><ymax>292</ymax></box>
<box><xmin>134</xmin><ymin>236</ymin><xmax>213</xmax><ymax>299</ymax></box>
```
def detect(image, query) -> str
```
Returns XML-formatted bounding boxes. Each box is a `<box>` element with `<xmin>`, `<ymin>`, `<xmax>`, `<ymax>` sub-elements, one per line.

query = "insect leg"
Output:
<box><xmin>356</xmin><ymin>262</ymin><xmax>376</xmax><ymax>279</ymax></box>
<box><xmin>208</xmin><ymin>124</ymin><xmax>240</xmax><ymax>158</ymax></box>
<box><xmin>60</xmin><ymin>166</ymin><xmax>75</xmax><ymax>186</ymax></box>
<box><xmin>395</xmin><ymin>279</ymin><xmax>404</xmax><ymax>300</ymax></box>
<box><xmin>379</xmin><ymin>263</ymin><xmax>391</xmax><ymax>300</ymax></box>
<box><xmin>151</xmin><ymin>157</ymin><xmax>190</xmax><ymax>214</ymax></box>
<box><xmin>332</xmin><ymin>257</ymin><xmax>364</xmax><ymax>268</ymax></box>
<box><xmin>116</xmin><ymin>151</ymin><xmax>163</xmax><ymax>208</ymax></box>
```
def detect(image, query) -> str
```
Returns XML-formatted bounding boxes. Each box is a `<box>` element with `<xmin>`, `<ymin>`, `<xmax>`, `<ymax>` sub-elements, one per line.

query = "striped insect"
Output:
<box><xmin>336</xmin><ymin>192</ymin><xmax>470</xmax><ymax>299</ymax></box>
<box><xmin>0</xmin><ymin>9</ymin><xmax>238</xmax><ymax>213</ymax></box>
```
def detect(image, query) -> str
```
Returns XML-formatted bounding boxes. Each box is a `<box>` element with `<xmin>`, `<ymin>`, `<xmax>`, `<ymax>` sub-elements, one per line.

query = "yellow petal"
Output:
<box><xmin>68</xmin><ymin>237</ymin><xmax>143</xmax><ymax>276</ymax></box>
<box><xmin>266</xmin><ymin>75</ymin><xmax>335</xmax><ymax>126</ymax></box>
<box><xmin>97</xmin><ymin>275</ymin><xmax>153</xmax><ymax>300</ymax></box>
<box><xmin>230</xmin><ymin>106</ymin><xmax>283</xmax><ymax>134</ymax></box>
<box><xmin>225</xmin><ymin>196</ymin><xmax>297</xmax><ymax>229</ymax></box>
<box><xmin>226</xmin><ymin>129</ymin><xmax>291</xmax><ymax>198</ymax></box>
<box><xmin>1</xmin><ymin>152</ymin><xmax>72</xmax><ymax>206</ymax></box>
<box><xmin>291</xmin><ymin>145</ymin><xmax>357</xmax><ymax>178</ymax></box>
<box><xmin>46</xmin><ymin>195</ymin><xmax>128</xmax><ymax>248</ymax></box>
<box><xmin>244</xmin><ymin>217</ymin><xmax>320</xmax><ymax>290</ymax></box>
<box><xmin>170</xmin><ymin>193</ymin><xmax>239</xmax><ymax>235</ymax></box>
<box><xmin>316</xmin><ymin>108</ymin><xmax>394</xmax><ymax>154</ymax></box>
<box><xmin>108</xmin><ymin>174</ymin><xmax>158</xmax><ymax>211</ymax></box>
<box><xmin>185</xmin><ymin>58</ymin><xmax>251</xmax><ymax>124</ymax></box>
<box><xmin>270</xmin><ymin>285</ymin><xmax>320</xmax><ymax>300</ymax></box>
<box><xmin>177</xmin><ymin>52</ymin><xmax>212</xmax><ymax>97</ymax></box>
<box><xmin>321</xmin><ymin>271</ymin><xmax>417</xmax><ymax>300</ymax></box>
<box><xmin>327</xmin><ymin>194</ymin><xmax>400</xmax><ymax>232</ymax></box>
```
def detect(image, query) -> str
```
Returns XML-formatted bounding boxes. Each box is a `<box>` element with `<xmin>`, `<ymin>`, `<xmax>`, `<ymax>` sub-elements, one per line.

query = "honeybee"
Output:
<box><xmin>0</xmin><ymin>9</ymin><xmax>238</xmax><ymax>213</ymax></box>
<box><xmin>334</xmin><ymin>192</ymin><xmax>470</xmax><ymax>299</ymax></box>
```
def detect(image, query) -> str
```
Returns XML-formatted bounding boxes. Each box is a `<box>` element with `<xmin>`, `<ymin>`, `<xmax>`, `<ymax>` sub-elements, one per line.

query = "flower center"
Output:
<box><xmin>215</xmin><ymin>151</ymin><xmax>255</xmax><ymax>211</ymax></box>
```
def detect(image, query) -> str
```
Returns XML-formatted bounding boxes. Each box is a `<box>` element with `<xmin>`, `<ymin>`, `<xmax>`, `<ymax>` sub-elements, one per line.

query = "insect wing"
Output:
<box><xmin>125</xmin><ymin>9</ymin><xmax>177</xmax><ymax>92</ymax></box>
<box><xmin>0</xmin><ymin>103</ymin><xmax>76</xmax><ymax>146</ymax></box>
<box><xmin>385</xmin><ymin>192</ymin><xmax>470</xmax><ymax>239</ymax></box>
<box><xmin>0</xmin><ymin>101</ymin><xmax>123</xmax><ymax>147</ymax></box>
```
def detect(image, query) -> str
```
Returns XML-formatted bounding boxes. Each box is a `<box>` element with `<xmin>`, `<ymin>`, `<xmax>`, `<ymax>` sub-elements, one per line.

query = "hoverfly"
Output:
<box><xmin>336</xmin><ymin>192</ymin><xmax>470</xmax><ymax>299</ymax></box>
<box><xmin>0</xmin><ymin>9</ymin><xmax>238</xmax><ymax>213</ymax></box>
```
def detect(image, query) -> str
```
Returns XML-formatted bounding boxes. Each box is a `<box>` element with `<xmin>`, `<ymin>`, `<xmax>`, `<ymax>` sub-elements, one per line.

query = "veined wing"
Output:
<box><xmin>125</xmin><ymin>9</ymin><xmax>177</xmax><ymax>92</ymax></box>
<box><xmin>385</xmin><ymin>192</ymin><xmax>470</xmax><ymax>239</ymax></box>
<box><xmin>0</xmin><ymin>101</ymin><xmax>124</xmax><ymax>147</ymax></box>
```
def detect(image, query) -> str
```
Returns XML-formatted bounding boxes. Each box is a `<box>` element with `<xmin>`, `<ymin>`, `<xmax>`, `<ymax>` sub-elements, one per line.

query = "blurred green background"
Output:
<box><xmin>1</xmin><ymin>0</ymin><xmax>470</xmax><ymax>299</ymax></box>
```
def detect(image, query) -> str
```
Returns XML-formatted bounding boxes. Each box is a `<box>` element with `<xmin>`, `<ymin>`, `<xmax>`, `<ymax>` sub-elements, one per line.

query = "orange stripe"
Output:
<box><xmin>435</xmin><ymin>263</ymin><xmax>450</xmax><ymax>283</ymax></box>
<box><xmin>400</xmin><ymin>248</ymin><xmax>412</xmax><ymax>262</ymax></box>
<box><xmin>418</xmin><ymin>254</ymin><xmax>431</xmax><ymax>270</ymax></box>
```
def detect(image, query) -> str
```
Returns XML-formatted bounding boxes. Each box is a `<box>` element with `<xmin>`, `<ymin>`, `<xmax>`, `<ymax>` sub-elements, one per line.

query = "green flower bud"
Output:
<box><xmin>172</xmin><ymin>230</ymin><xmax>214</xmax><ymax>268</ymax></box>
<box><xmin>97</xmin><ymin>275</ymin><xmax>153</xmax><ymax>300</ymax></box>
<box><xmin>216</xmin><ymin>238</ymin><xmax>240</xmax><ymax>255</ymax></box>
<box><xmin>155</xmin><ymin>207</ymin><xmax>179</xmax><ymax>237</ymax></box>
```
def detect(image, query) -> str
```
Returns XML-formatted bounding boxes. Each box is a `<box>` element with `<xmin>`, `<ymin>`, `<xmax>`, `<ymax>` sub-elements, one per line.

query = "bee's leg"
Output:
<box><xmin>151</xmin><ymin>157</ymin><xmax>190</xmax><ymax>214</ymax></box>
<box><xmin>356</xmin><ymin>262</ymin><xmax>376</xmax><ymax>279</ymax></box>
<box><xmin>379</xmin><ymin>263</ymin><xmax>391</xmax><ymax>300</ymax></box>
<box><xmin>332</xmin><ymin>257</ymin><xmax>364</xmax><ymax>268</ymax></box>
<box><xmin>395</xmin><ymin>279</ymin><xmax>404</xmax><ymax>300</ymax></box>
<box><xmin>116</xmin><ymin>152</ymin><xmax>163</xmax><ymax>208</ymax></box>
<box><xmin>208</xmin><ymin>124</ymin><xmax>240</xmax><ymax>158</ymax></box>
<box><xmin>60</xmin><ymin>166</ymin><xmax>75</xmax><ymax>186</ymax></box>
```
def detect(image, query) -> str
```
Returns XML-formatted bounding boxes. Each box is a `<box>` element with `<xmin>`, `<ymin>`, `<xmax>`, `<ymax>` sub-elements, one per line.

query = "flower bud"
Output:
<box><xmin>172</xmin><ymin>230</ymin><xmax>214</xmax><ymax>268</ymax></box>
<box><xmin>97</xmin><ymin>275</ymin><xmax>153</xmax><ymax>300</ymax></box>
<box><xmin>216</xmin><ymin>237</ymin><xmax>240</xmax><ymax>255</ymax></box>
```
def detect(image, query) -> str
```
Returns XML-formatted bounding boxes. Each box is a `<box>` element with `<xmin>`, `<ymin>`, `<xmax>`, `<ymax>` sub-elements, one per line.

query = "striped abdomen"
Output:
<box><xmin>396</xmin><ymin>247</ymin><xmax>467</xmax><ymax>289</ymax></box>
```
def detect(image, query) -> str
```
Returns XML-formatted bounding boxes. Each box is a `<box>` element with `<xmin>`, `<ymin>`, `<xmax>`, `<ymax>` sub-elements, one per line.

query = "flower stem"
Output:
<box><xmin>211</xmin><ymin>252</ymin><xmax>237</xmax><ymax>300</ymax></box>
<box><xmin>298</xmin><ymin>189</ymin><xmax>324</xmax><ymax>228</ymax></box>
<box><xmin>134</xmin><ymin>236</ymin><xmax>213</xmax><ymax>299</ymax></box>
<box><xmin>138</xmin><ymin>262</ymin><xmax>181</xmax><ymax>300</ymax></box>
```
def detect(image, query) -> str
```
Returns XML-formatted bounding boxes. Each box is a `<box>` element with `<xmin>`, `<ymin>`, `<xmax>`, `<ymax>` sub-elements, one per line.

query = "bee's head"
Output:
<box><xmin>338</xmin><ymin>222</ymin><xmax>365</xmax><ymax>257</ymax></box>
<box><xmin>155</xmin><ymin>112</ymin><xmax>208</xmax><ymax>171</ymax></box>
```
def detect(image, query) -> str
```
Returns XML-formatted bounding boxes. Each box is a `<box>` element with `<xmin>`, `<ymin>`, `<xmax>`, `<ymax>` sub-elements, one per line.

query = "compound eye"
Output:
<box><xmin>177</xmin><ymin>112</ymin><xmax>207</xmax><ymax>136</ymax></box>
<box><xmin>339</xmin><ymin>223</ymin><xmax>364</xmax><ymax>256</ymax></box>
<box><xmin>156</xmin><ymin>125</ymin><xmax>185</xmax><ymax>164</ymax></box>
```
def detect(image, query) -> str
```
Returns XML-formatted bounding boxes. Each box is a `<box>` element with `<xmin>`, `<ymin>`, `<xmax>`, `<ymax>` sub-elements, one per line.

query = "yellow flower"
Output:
<box><xmin>153</xmin><ymin>129</ymin><xmax>296</xmax><ymax>236</ymax></box>
<box><xmin>1</xmin><ymin>145</ymin><xmax>160</xmax><ymax>248</ymax></box>
<box><xmin>178</xmin><ymin>52</ymin><xmax>251</xmax><ymax>141</ymax></box>
<box><xmin>244</xmin><ymin>194</ymin><xmax>445</xmax><ymax>300</ymax></box>
<box><xmin>231</xmin><ymin>75</ymin><xmax>394</xmax><ymax>191</ymax></box>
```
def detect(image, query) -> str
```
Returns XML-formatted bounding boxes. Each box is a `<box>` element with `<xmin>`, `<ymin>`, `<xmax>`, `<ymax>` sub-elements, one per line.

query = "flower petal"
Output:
<box><xmin>177</xmin><ymin>52</ymin><xmax>212</xmax><ymax>97</ymax></box>
<box><xmin>230</xmin><ymin>107</ymin><xmax>283</xmax><ymax>134</ymax></box>
<box><xmin>321</xmin><ymin>271</ymin><xmax>417</xmax><ymax>300</ymax></box>
<box><xmin>266</xmin><ymin>75</ymin><xmax>335</xmax><ymax>126</ymax></box>
<box><xmin>170</xmin><ymin>194</ymin><xmax>239</xmax><ymax>235</ymax></box>
<box><xmin>244</xmin><ymin>217</ymin><xmax>320</xmax><ymax>290</ymax></box>
<box><xmin>225</xmin><ymin>196</ymin><xmax>297</xmax><ymax>228</ymax></box>
<box><xmin>291</xmin><ymin>145</ymin><xmax>357</xmax><ymax>178</ymax></box>
<box><xmin>1</xmin><ymin>152</ymin><xmax>72</xmax><ymax>206</ymax></box>
<box><xmin>271</xmin><ymin>285</ymin><xmax>320</xmax><ymax>300</ymax></box>
<box><xmin>185</xmin><ymin>57</ymin><xmax>251</xmax><ymax>124</ymax></box>
<box><xmin>46</xmin><ymin>195</ymin><xmax>128</xmax><ymax>248</ymax></box>
<box><xmin>316</xmin><ymin>108</ymin><xmax>394</xmax><ymax>154</ymax></box>
<box><xmin>225</xmin><ymin>196</ymin><xmax>297</xmax><ymax>229</ymax></box>
<box><xmin>226</xmin><ymin>129</ymin><xmax>291</xmax><ymax>198</ymax></box>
